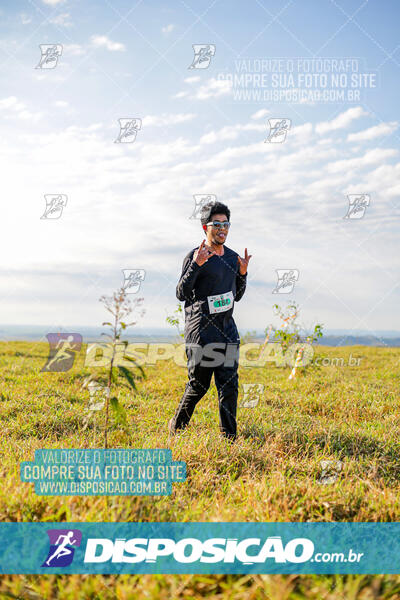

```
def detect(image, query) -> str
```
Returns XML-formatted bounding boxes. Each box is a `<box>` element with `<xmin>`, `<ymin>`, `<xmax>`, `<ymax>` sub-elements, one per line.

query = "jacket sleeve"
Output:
<box><xmin>235</xmin><ymin>271</ymin><xmax>247</xmax><ymax>302</ymax></box>
<box><xmin>176</xmin><ymin>254</ymin><xmax>201</xmax><ymax>302</ymax></box>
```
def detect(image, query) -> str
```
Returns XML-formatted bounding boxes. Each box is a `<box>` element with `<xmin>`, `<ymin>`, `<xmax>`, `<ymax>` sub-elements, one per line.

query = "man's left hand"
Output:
<box><xmin>238</xmin><ymin>248</ymin><xmax>252</xmax><ymax>275</ymax></box>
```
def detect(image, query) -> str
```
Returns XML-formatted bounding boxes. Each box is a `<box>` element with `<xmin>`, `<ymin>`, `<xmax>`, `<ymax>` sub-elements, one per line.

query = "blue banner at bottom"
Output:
<box><xmin>0</xmin><ymin>522</ymin><xmax>398</xmax><ymax>574</ymax></box>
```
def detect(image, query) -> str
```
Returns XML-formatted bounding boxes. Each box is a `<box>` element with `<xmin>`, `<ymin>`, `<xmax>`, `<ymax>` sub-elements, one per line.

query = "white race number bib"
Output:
<box><xmin>207</xmin><ymin>291</ymin><xmax>234</xmax><ymax>314</ymax></box>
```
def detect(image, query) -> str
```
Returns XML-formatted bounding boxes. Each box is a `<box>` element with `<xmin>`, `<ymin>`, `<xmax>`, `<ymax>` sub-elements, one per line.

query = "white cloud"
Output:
<box><xmin>33</xmin><ymin>72</ymin><xmax>67</xmax><ymax>83</ymax></box>
<box><xmin>172</xmin><ymin>91</ymin><xmax>189</xmax><ymax>99</ymax></box>
<box><xmin>90</xmin><ymin>35</ymin><xmax>125</xmax><ymax>52</ymax></box>
<box><xmin>0</xmin><ymin>110</ymin><xmax>399</xmax><ymax>330</ymax></box>
<box><xmin>174</xmin><ymin>77</ymin><xmax>232</xmax><ymax>100</ymax></box>
<box><xmin>48</xmin><ymin>12</ymin><xmax>72</xmax><ymax>27</ymax></box>
<box><xmin>20</xmin><ymin>13</ymin><xmax>32</xmax><ymax>25</ymax></box>
<box><xmin>54</xmin><ymin>100</ymin><xmax>69</xmax><ymax>108</ymax></box>
<box><xmin>289</xmin><ymin>122</ymin><xmax>314</xmax><ymax>140</ymax></box>
<box><xmin>326</xmin><ymin>148</ymin><xmax>398</xmax><ymax>173</ymax></box>
<box><xmin>193</xmin><ymin>77</ymin><xmax>232</xmax><ymax>100</ymax></box>
<box><xmin>0</xmin><ymin>96</ymin><xmax>43</xmax><ymax>122</ymax></box>
<box><xmin>198</xmin><ymin>121</ymin><xmax>313</xmax><ymax>149</ymax></box>
<box><xmin>200</xmin><ymin>123</ymin><xmax>266</xmax><ymax>145</ymax></box>
<box><xmin>0</xmin><ymin>97</ymin><xmax>24</xmax><ymax>111</ymax></box>
<box><xmin>251</xmin><ymin>109</ymin><xmax>269</xmax><ymax>120</ymax></box>
<box><xmin>63</xmin><ymin>43</ymin><xmax>86</xmax><ymax>56</ymax></box>
<box><xmin>347</xmin><ymin>122</ymin><xmax>398</xmax><ymax>142</ymax></box>
<box><xmin>162</xmin><ymin>24</ymin><xmax>175</xmax><ymax>34</ymax></box>
<box><xmin>42</xmin><ymin>0</ymin><xmax>65</xmax><ymax>4</ymax></box>
<box><xmin>315</xmin><ymin>106</ymin><xmax>368</xmax><ymax>135</ymax></box>
<box><xmin>142</xmin><ymin>113</ymin><xmax>196</xmax><ymax>127</ymax></box>
<box><xmin>194</xmin><ymin>77</ymin><xmax>232</xmax><ymax>100</ymax></box>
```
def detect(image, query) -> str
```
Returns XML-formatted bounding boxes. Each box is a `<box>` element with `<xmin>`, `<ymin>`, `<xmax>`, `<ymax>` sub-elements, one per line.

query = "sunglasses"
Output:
<box><xmin>206</xmin><ymin>221</ymin><xmax>231</xmax><ymax>230</ymax></box>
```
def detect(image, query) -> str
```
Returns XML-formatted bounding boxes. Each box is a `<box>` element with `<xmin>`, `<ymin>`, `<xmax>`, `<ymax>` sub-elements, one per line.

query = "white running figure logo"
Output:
<box><xmin>46</xmin><ymin>531</ymin><xmax>77</xmax><ymax>566</ymax></box>
<box><xmin>45</xmin><ymin>335</ymin><xmax>75</xmax><ymax>370</ymax></box>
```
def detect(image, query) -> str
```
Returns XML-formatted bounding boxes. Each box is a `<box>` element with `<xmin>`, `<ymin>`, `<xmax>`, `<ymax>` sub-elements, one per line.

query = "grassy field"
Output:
<box><xmin>1</xmin><ymin>341</ymin><xmax>400</xmax><ymax>599</ymax></box>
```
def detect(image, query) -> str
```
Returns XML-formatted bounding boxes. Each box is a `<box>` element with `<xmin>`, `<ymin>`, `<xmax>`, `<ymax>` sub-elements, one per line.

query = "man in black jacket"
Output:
<box><xmin>169</xmin><ymin>201</ymin><xmax>251</xmax><ymax>440</ymax></box>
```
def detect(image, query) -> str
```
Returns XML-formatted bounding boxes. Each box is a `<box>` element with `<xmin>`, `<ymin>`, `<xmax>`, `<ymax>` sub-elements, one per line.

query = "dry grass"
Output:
<box><xmin>1</xmin><ymin>341</ymin><xmax>400</xmax><ymax>598</ymax></box>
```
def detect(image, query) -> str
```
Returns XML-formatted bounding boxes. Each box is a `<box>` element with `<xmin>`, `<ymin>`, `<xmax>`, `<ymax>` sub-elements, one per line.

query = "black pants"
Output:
<box><xmin>171</xmin><ymin>343</ymin><xmax>239</xmax><ymax>440</ymax></box>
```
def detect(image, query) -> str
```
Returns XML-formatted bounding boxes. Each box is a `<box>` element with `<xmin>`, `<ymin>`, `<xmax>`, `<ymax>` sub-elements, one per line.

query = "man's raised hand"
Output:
<box><xmin>237</xmin><ymin>248</ymin><xmax>252</xmax><ymax>275</ymax></box>
<box><xmin>194</xmin><ymin>239</ymin><xmax>216</xmax><ymax>266</ymax></box>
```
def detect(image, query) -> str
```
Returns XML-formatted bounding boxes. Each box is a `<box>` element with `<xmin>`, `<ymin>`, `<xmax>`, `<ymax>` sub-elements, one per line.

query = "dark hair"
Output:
<box><xmin>200</xmin><ymin>201</ymin><xmax>230</xmax><ymax>226</ymax></box>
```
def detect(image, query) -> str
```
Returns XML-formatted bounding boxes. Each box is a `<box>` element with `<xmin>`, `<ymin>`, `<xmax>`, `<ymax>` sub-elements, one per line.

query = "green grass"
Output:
<box><xmin>1</xmin><ymin>341</ymin><xmax>400</xmax><ymax>598</ymax></box>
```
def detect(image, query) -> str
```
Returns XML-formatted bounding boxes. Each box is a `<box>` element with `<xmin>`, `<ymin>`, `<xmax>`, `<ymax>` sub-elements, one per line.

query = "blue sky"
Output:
<box><xmin>0</xmin><ymin>0</ymin><xmax>399</xmax><ymax>339</ymax></box>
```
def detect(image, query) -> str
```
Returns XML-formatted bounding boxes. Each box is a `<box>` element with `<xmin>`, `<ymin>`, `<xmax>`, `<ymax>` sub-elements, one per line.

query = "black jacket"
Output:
<box><xmin>176</xmin><ymin>245</ymin><xmax>247</xmax><ymax>345</ymax></box>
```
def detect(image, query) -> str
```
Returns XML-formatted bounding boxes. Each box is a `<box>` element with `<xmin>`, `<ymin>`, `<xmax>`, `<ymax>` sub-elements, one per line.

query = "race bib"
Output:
<box><xmin>207</xmin><ymin>291</ymin><xmax>234</xmax><ymax>314</ymax></box>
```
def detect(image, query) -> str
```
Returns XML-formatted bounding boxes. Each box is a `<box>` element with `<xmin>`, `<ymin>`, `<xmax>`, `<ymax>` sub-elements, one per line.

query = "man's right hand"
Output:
<box><xmin>193</xmin><ymin>239</ymin><xmax>216</xmax><ymax>266</ymax></box>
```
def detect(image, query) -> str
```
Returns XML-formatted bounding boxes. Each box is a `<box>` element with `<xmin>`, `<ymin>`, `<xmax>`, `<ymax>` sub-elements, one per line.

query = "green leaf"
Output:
<box><xmin>120</xmin><ymin>355</ymin><xmax>146</xmax><ymax>378</ymax></box>
<box><xmin>137</xmin><ymin>364</ymin><xmax>146</xmax><ymax>378</ymax></box>
<box><xmin>111</xmin><ymin>367</ymin><xmax>119</xmax><ymax>383</ymax></box>
<box><xmin>110</xmin><ymin>396</ymin><xmax>128</xmax><ymax>427</ymax></box>
<box><xmin>122</xmin><ymin>354</ymin><xmax>136</xmax><ymax>362</ymax></box>
<box><xmin>102</xmin><ymin>322</ymin><xmax>113</xmax><ymax>327</ymax></box>
<box><xmin>118</xmin><ymin>366</ymin><xmax>137</xmax><ymax>390</ymax></box>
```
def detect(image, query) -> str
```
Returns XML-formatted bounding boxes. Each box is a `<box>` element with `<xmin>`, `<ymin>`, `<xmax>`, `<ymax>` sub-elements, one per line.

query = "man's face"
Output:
<box><xmin>205</xmin><ymin>212</ymin><xmax>229</xmax><ymax>245</ymax></box>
